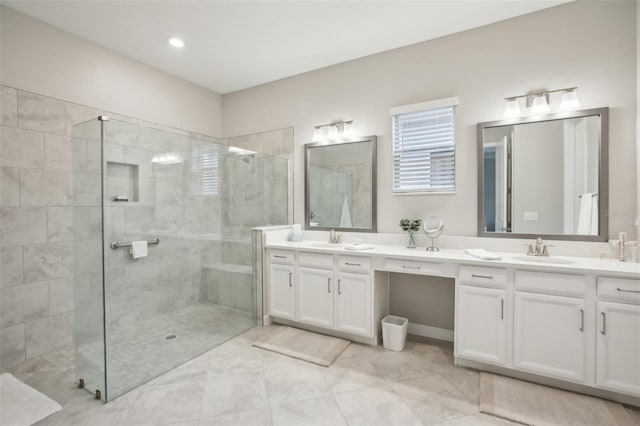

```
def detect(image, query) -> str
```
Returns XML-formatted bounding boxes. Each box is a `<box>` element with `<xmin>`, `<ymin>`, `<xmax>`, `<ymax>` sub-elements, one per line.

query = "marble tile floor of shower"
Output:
<box><xmin>76</xmin><ymin>302</ymin><xmax>255</xmax><ymax>399</ymax></box>
<box><xmin>3</xmin><ymin>325</ymin><xmax>637</xmax><ymax>426</ymax></box>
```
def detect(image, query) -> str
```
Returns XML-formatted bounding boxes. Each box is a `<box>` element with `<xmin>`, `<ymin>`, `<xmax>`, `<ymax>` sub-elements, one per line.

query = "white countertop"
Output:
<box><xmin>266</xmin><ymin>240</ymin><xmax>640</xmax><ymax>279</ymax></box>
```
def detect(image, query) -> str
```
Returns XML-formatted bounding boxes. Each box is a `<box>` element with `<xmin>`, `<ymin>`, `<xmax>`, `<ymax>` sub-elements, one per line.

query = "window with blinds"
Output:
<box><xmin>391</xmin><ymin>97</ymin><xmax>458</xmax><ymax>193</ymax></box>
<box><xmin>191</xmin><ymin>144</ymin><xmax>219</xmax><ymax>196</ymax></box>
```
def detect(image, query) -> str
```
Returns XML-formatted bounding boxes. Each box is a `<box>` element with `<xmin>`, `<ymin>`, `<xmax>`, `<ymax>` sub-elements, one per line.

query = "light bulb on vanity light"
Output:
<box><xmin>312</xmin><ymin>127</ymin><xmax>325</xmax><ymax>143</ymax></box>
<box><xmin>168</xmin><ymin>37</ymin><xmax>185</xmax><ymax>48</ymax></box>
<box><xmin>503</xmin><ymin>98</ymin><xmax>522</xmax><ymax>118</ymax></box>
<box><xmin>531</xmin><ymin>95</ymin><xmax>550</xmax><ymax>115</ymax></box>
<box><xmin>326</xmin><ymin>125</ymin><xmax>339</xmax><ymax>140</ymax></box>
<box><xmin>559</xmin><ymin>89</ymin><xmax>581</xmax><ymax>111</ymax></box>
<box><xmin>342</xmin><ymin>121</ymin><xmax>355</xmax><ymax>139</ymax></box>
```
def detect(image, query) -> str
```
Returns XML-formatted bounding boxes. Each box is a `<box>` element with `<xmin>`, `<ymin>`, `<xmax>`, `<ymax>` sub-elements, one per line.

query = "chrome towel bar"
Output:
<box><xmin>110</xmin><ymin>238</ymin><xmax>160</xmax><ymax>250</ymax></box>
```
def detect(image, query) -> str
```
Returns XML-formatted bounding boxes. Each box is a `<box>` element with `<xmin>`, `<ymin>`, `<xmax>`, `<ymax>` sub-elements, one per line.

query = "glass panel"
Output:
<box><xmin>72</xmin><ymin>117</ymin><xmax>106</xmax><ymax>400</ymax></box>
<box><xmin>101</xmin><ymin>120</ymin><xmax>290</xmax><ymax>400</ymax></box>
<box><xmin>73</xmin><ymin>116</ymin><xmax>289</xmax><ymax>402</ymax></box>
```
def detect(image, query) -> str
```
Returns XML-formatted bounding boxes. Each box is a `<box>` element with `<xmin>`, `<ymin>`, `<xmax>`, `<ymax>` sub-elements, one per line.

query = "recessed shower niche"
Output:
<box><xmin>106</xmin><ymin>161</ymin><xmax>139</xmax><ymax>203</ymax></box>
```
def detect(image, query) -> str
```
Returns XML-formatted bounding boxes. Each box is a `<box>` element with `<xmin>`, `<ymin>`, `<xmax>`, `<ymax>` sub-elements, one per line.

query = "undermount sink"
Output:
<box><xmin>309</xmin><ymin>242</ymin><xmax>344</xmax><ymax>248</ymax></box>
<box><xmin>512</xmin><ymin>255</ymin><xmax>575</xmax><ymax>265</ymax></box>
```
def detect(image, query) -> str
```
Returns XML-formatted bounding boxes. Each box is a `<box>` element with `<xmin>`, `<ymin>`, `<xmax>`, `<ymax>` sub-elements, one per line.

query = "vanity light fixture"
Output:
<box><xmin>503</xmin><ymin>87</ymin><xmax>580</xmax><ymax>117</ymax></box>
<box><xmin>531</xmin><ymin>95</ymin><xmax>550</xmax><ymax>115</ymax></box>
<box><xmin>151</xmin><ymin>152</ymin><xmax>182</xmax><ymax>165</ymax></box>
<box><xmin>168</xmin><ymin>37</ymin><xmax>185</xmax><ymax>48</ymax></box>
<box><xmin>559</xmin><ymin>88</ymin><xmax>581</xmax><ymax>111</ymax></box>
<box><xmin>503</xmin><ymin>98</ymin><xmax>522</xmax><ymax>118</ymax></box>
<box><xmin>311</xmin><ymin>120</ymin><xmax>355</xmax><ymax>142</ymax></box>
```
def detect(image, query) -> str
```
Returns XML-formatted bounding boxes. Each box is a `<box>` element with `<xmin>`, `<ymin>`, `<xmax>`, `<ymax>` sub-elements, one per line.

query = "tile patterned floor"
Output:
<box><xmin>77</xmin><ymin>303</ymin><xmax>254</xmax><ymax>399</ymax></box>
<box><xmin>1</xmin><ymin>325</ymin><xmax>637</xmax><ymax>426</ymax></box>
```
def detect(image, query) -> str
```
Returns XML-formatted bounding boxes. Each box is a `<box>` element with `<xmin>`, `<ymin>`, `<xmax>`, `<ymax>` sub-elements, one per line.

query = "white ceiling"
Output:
<box><xmin>5</xmin><ymin>1</ymin><xmax>570</xmax><ymax>94</ymax></box>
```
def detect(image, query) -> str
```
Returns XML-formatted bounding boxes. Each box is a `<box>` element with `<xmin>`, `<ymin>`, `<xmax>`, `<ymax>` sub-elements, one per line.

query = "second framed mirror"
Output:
<box><xmin>305</xmin><ymin>136</ymin><xmax>377</xmax><ymax>232</ymax></box>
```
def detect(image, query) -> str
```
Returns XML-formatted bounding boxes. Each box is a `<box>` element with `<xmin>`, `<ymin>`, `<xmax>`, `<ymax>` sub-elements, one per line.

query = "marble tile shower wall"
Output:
<box><xmin>0</xmin><ymin>85</ymin><xmax>221</xmax><ymax>368</ymax></box>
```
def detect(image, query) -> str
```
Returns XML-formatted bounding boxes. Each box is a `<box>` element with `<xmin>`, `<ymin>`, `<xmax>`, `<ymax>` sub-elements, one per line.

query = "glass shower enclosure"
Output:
<box><xmin>71</xmin><ymin>116</ymin><xmax>288</xmax><ymax>401</ymax></box>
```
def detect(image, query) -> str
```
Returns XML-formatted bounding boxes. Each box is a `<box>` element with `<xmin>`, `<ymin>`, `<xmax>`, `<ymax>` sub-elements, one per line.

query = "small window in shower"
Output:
<box><xmin>192</xmin><ymin>144</ymin><xmax>219</xmax><ymax>196</ymax></box>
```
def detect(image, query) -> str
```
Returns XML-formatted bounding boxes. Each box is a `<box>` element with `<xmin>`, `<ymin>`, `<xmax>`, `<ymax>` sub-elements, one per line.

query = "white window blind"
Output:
<box><xmin>192</xmin><ymin>145</ymin><xmax>219</xmax><ymax>195</ymax></box>
<box><xmin>392</xmin><ymin>97</ymin><xmax>458</xmax><ymax>193</ymax></box>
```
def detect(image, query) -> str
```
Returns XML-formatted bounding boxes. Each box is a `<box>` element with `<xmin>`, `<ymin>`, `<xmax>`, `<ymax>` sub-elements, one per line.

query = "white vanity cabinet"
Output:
<box><xmin>268</xmin><ymin>250</ymin><xmax>295</xmax><ymax>320</ymax></box>
<box><xmin>334</xmin><ymin>256</ymin><xmax>372</xmax><ymax>337</ymax></box>
<box><xmin>455</xmin><ymin>266</ymin><xmax>507</xmax><ymax>366</ymax></box>
<box><xmin>513</xmin><ymin>271</ymin><xmax>587</xmax><ymax>383</ymax></box>
<box><xmin>596</xmin><ymin>277</ymin><xmax>640</xmax><ymax>396</ymax></box>
<box><xmin>267</xmin><ymin>249</ymin><xmax>374</xmax><ymax>339</ymax></box>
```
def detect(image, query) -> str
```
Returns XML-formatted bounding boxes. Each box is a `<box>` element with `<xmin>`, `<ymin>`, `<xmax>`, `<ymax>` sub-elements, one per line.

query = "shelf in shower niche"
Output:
<box><xmin>107</xmin><ymin>162</ymin><xmax>139</xmax><ymax>203</ymax></box>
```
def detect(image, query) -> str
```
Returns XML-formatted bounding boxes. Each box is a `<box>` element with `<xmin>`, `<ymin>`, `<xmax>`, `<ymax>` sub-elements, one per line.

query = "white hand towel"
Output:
<box><xmin>344</xmin><ymin>243</ymin><xmax>374</xmax><ymax>251</ymax></box>
<box><xmin>465</xmin><ymin>248</ymin><xmax>502</xmax><ymax>260</ymax></box>
<box><xmin>577</xmin><ymin>193</ymin><xmax>594</xmax><ymax>235</ymax></box>
<box><xmin>339</xmin><ymin>195</ymin><xmax>352</xmax><ymax>228</ymax></box>
<box><xmin>130</xmin><ymin>241</ymin><xmax>148</xmax><ymax>259</ymax></box>
<box><xmin>590</xmin><ymin>195</ymin><xmax>598</xmax><ymax>235</ymax></box>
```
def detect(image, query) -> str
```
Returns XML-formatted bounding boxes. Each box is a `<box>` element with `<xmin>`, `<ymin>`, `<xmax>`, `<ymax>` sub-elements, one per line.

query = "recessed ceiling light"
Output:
<box><xmin>168</xmin><ymin>37</ymin><xmax>184</xmax><ymax>48</ymax></box>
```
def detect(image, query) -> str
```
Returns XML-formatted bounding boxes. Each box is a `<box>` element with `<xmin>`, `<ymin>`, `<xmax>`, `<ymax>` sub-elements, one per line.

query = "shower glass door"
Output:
<box><xmin>73</xmin><ymin>117</ymin><xmax>289</xmax><ymax>401</ymax></box>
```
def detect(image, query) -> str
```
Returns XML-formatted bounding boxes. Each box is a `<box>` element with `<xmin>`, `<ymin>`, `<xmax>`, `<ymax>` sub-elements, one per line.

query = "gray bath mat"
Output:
<box><xmin>0</xmin><ymin>372</ymin><xmax>62</xmax><ymax>426</ymax></box>
<box><xmin>479</xmin><ymin>372</ymin><xmax>635</xmax><ymax>426</ymax></box>
<box><xmin>253</xmin><ymin>326</ymin><xmax>350</xmax><ymax>367</ymax></box>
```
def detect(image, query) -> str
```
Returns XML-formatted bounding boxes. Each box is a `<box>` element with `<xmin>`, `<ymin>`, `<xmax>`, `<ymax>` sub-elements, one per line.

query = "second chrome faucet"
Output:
<box><xmin>526</xmin><ymin>237</ymin><xmax>552</xmax><ymax>257</ymax></box>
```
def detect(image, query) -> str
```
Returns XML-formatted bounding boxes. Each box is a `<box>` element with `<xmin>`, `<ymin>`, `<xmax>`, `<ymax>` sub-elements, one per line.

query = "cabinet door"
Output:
<box><xmin>296</xmin><ymin>267</ymin><xmax>334</xmax><ymax>328</ymax></box>
<box><xmin>513</xmin><ymin>292</ymin><xmax>586</xmax><ymax>383</ymax></box>
<box><xmin>455</xmin><ymin>285</ymin><xmax>507</xmax><ymax>365</ymax></box>
<box><xmin>268</xmin><ymin>263</ymin><xmax>294</xmax><ymax>320</ymax></box>
<box><xmin>335</xmin><ymin>272</ymin><xmax>372</xmax><ymax>337</ymax></box>
<box><xmin>596</xmin><ymin>301</ymin><xmax>640</xmax><ymax>396</ymax></box>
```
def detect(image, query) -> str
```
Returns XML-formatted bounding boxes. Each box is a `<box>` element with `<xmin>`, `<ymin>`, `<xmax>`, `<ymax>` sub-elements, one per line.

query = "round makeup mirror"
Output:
<box><xmin>423</xmin><ymin>216</ymin><xmax>444</xmax><ymax>252</ymax></box>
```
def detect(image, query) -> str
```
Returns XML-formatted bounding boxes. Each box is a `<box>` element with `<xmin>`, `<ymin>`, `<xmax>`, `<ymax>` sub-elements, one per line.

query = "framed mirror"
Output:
<box><xmin>305</xmin><ymin>136</ymin><xmax>377</xmax><ymax>232</ymax></box>
<box><xmin>477</xmin><ymin>108</ymin><xmax>608</xmax><ymax>241</ymax></box>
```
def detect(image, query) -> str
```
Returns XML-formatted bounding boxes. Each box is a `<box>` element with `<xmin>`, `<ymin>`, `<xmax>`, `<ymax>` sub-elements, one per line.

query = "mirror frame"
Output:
<box><xmin>305</xmin><ymin>136</ymin><xmax>377</xmax><ymax>232</ymax></box>
<box><xmin>477</xmin><ymin>107</ymin><xmax>609</xmax><ymax>242</ymax></box>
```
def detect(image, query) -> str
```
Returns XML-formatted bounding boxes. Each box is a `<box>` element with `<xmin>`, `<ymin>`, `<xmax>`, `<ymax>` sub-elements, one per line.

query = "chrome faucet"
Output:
<box><xmin>328</xmin><ymin>229</ymin><xmax>342</xmax><ymax>244</ymax></box>
<box><xmin>609</xmin><ymin>232</ymin><xmax>637</xmax><ymax>262</ymax></box>
<box><xmin>526</xmin><ymin>237</ymin><xmax>551</xmax><ymax>257</ymax></box>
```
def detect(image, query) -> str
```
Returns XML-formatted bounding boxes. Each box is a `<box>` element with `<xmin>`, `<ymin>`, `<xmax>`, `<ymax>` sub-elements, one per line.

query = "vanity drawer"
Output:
<box><xmin>515</xmin><ymin>270</ymin><xmax>585</xmax><ymax>298</ymax></box>
<box><xmin>459</xmin><ymin>265</ymin><xmax>507</xmax><ymax>288</ymax></box>
<box><xmin>383</xmin><ymin>258</ymin><xmax>442</xmax><ymax>276</ymax></box>
<box><xmin>598</xmin><ymin>277</ymin><xmax>640</xmax><ymax>304</ymax></box>
<box><xmin>269</xmin><ymin>249</ymin><xmax>294</xmax><ymax>265</ymax></box>
<box><xmin>338</xmin><ymin>256</ymin><xmax>372</xmax><ymax>274</ymax></box>
<box><xmin>298</xmin><ymin>252</ymin><xmax>333</xmax><ymax>270</ymax></box>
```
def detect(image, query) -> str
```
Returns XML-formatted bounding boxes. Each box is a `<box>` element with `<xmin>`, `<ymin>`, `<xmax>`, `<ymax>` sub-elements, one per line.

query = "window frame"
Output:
<box><xmin>390</xmin><ymin>97</ymin><xmax>459</xmax><ymax>195</ymax></box>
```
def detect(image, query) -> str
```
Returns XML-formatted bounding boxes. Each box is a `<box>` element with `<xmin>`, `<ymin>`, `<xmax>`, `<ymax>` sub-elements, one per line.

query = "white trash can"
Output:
<box><xmin>382</xmin><ymin>315</ymin><xmax>408</xmax><ymax>351</ymax></box>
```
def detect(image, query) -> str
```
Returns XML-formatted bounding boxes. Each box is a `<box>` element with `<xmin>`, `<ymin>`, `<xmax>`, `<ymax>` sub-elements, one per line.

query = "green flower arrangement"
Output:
<box><xmin>399</xmin><ymin>219</ymin><xmax>422</xmax><ymax>232</ymax></box>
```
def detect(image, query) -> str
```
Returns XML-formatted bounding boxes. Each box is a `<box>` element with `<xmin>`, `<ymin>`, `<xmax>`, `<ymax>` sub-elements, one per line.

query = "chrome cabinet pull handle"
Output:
<box><xmin>338</xmin><ymin>279</ymin><xmax>342</xmax><ymax>295</ymax></box>
<box><xmin>328</xmin><ymin>277</ymin><xmax>332</xmax><ymax>293</ymax></box>
<box><xmin>472</xmin><ymin>274</ymin><xmax>493</xmax><ymax>279</ymax></box>
<box><xmin>402</xmin><ymin>265</ymin><xmax>421</xmax><ymax>270</ymax></box>
<box><xmin>274</xmin><ymin>255</ymin><xmax>287</xmax><ymax>259</ymax></box>
<box><xmin>617</xmin><ymin>287</ymin><xmax>640</xmax><ymax>294</ymax></box>
<box><xmin>579</xmin><ymin>308</ymin><xmax>584</xmax><ymax>332</ymax></box>
<box><xmin>288</xmin><ymin>272</ymin><xmax>293</xmax><ymax>287</ymax></box>
<box><xmin>601</xmin><ymin>312</ymin><xmax>606</xmax><ymax>335</ymax></box>
<box><xmin>345</xmin><ymin>262</ymin><xmax>361</xmax><ymax>267</ymax></box>
<box><xmin>500</xmin><ymin>299</ymin><xmax>504</xmax><ymax>320</ymax></box>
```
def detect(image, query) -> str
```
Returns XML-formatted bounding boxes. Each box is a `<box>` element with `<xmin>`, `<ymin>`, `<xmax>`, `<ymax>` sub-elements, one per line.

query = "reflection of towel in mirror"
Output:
<box><xmin>339</xmin><ymin>195</ymin><xmax>352</xmax><ymax>228</ymax></box>
<box><xmin>577</xmin><ymin>193</ymin><xmax>597</xmax><ymax>235</ymax></box>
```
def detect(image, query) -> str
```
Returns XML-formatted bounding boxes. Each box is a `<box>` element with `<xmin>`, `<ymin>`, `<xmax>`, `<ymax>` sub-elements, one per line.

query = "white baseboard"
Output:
<box><xmin>407</xmin><ymin>322</ymin><xmax>454</xmax><ymax>342</ymax></box>
<box><xmin>263</xmin><ymin>315</ymin><xmax>273</xmax><ymax>326</ymax></box>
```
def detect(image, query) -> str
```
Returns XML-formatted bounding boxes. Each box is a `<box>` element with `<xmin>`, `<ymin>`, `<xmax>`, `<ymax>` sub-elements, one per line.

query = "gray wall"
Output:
<box><xmin>221</xmin><ymin>1</ymin><xmax>637</xmax><ymax>240</ymax></box>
